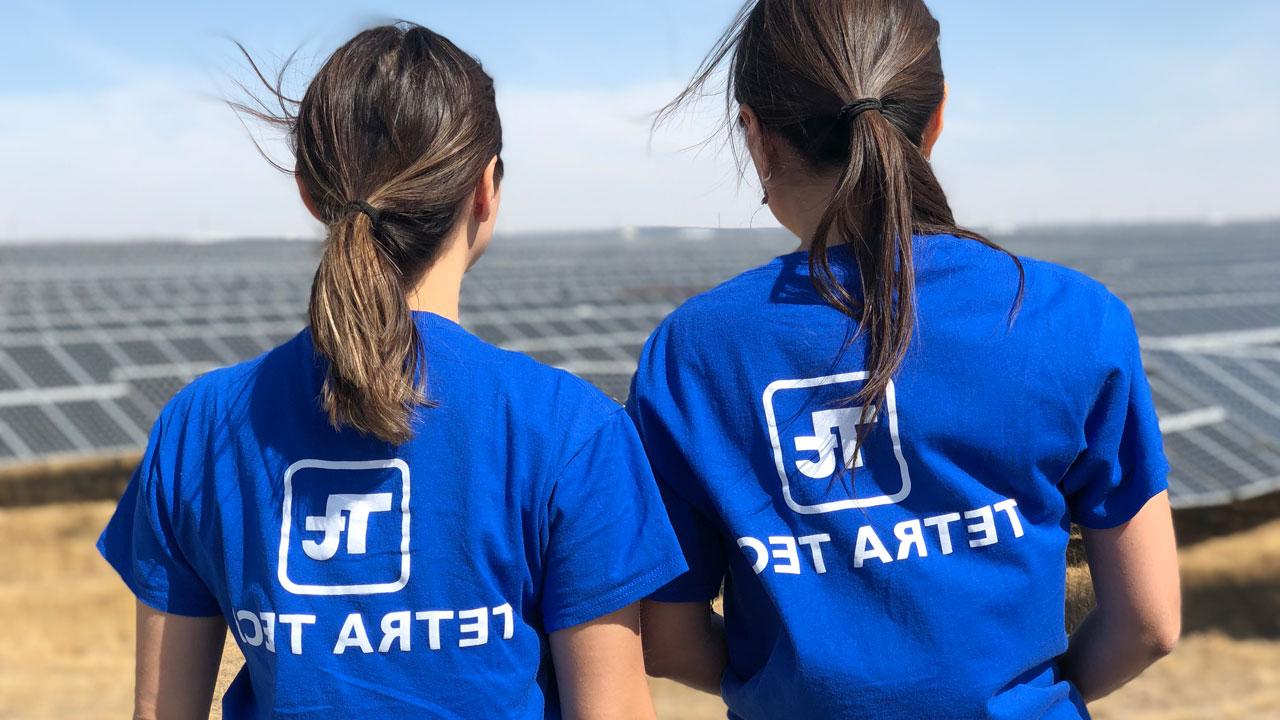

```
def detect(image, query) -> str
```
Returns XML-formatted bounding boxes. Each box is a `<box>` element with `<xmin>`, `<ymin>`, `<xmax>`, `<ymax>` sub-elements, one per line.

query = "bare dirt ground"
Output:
<box><xmin>2</xmin><ymin>500</ymin><xmax>1278</xmax><ymax>720</ymax></box>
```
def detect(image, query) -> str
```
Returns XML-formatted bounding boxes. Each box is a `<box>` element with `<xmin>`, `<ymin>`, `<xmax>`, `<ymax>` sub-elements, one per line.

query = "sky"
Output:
<box><xmin>0</xmin><ymin>0</ymin><xmax>1277</xmax><ymax>241</ymax></box>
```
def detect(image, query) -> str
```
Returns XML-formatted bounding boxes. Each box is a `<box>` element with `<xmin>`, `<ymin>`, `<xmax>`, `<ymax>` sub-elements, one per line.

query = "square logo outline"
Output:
<box><xmin>278</xmin><ymin>458</ymin><xmax>411</xmax><ymax>596</ymax></box>
<box><xmin>762</xmin><ymin>371</ymin><xmax>912</xmax><ymax>514</ymax></box>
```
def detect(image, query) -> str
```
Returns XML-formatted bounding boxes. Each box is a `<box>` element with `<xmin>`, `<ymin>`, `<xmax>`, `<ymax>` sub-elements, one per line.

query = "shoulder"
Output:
<box><xmin>445</xmin><ymin>328</ymin><xmax>625</xmax><ymax>443</ymax></box>
<box><xmin>984</xmin><ymin>247</ymin><xmax>1141</xmax><ymax>381</ymax></box>
<box><xmin>456</xmin><ymin>336</ymin><xmax>639</xmax><ymax>502</ymax></box>
<box><xmin>932</xmin><ymin>234</ymin><xmax>1124</xmax><ymax>330</ymax></box>
<box><xmin>641</xmin><ymin>261</ymin><xmax>779</xmax><ymax>359</ymax></box>
<box><xmin>1020</xmin><ymin>253</ymin><xmax>1111</xmax><ymax>301</ymax></box>
<box><xmin>492</xmin><ymin>342</ymin><xmax>620</xmax><ymax>414</ymax></box>
<box><xmin>1017</xmin><ymin>253</ymin><xmax>1132</xmax><ymax>335</ymax></box>
<box><xmin>154</xmin><ymin>331</ymin><xmax>307</xmax><ymax>437</ymax></box>
<box><xmin>675</xmin><ymin>261</ymin><xmax>777</xmax><ymax>323</ymax></box>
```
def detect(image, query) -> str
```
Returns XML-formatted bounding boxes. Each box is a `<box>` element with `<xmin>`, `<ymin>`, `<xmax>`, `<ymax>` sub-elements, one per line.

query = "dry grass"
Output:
<box><xmin>2</xmin><ymin>500</ymin><xmax>1278</xmax><ymax>719</ymax></box>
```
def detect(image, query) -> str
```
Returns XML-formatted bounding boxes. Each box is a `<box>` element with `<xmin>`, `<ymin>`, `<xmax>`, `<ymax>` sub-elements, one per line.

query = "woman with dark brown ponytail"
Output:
<box><xmin>628</xmin><ymin>1</ymin><xmax>1181</xmax><ymax>718</ymax></box>
<box><xmin>97</xmin><ymin>22</ymin><xmax>684</xmax><ymax>720</ymax></box>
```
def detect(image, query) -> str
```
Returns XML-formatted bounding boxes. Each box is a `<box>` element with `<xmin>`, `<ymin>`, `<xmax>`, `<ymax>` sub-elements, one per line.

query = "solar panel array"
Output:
<box><xmin>0</xmin><ymin>222</ymin><xmax>1277</xmax><ymax>508</ymax></box>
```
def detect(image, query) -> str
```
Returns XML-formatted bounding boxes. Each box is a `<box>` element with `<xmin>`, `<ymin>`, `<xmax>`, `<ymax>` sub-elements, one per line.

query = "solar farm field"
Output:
<box><xmin>1</xmin><ymin>223</ymin><xmax>1278</xmax><ymax>506</ymax></box>
<box><xmin>2</xmin><ymin>221</ymin><xmax>1278</xmax><ymax>718</ymax></box>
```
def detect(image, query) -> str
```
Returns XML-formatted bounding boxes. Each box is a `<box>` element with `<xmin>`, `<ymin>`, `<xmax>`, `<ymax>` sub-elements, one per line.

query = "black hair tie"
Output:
<box><xmin>345</xmin><ymin>200</ymin><xmax>383</xmax><ymax>227</ymax></box>
<box><xmin>839</xmin><ymin>98</ymin><xmax>883</xmax><ymax>122</ymax></box>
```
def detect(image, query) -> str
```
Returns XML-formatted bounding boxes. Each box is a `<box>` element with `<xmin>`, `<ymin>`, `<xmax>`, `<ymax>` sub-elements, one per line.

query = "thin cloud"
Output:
<box><xmin>0</xmin><ymin>50</ymin><xmax>1275</xmax><ymax>241</ymax></box>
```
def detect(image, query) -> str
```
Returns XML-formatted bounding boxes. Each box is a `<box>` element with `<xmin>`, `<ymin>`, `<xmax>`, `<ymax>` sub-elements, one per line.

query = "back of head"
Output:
<box><xmin>666</xmin><ymin>0</ymin><xmax>1020</xmax><ymax>428</ymax></box>
<box><xmin>238</xmin><ymin>22</ymin><xmax>503</xmax><ymax>444</ymax></box>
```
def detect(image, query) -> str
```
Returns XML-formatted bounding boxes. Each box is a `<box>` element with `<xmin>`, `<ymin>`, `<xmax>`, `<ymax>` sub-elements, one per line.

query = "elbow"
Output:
<box><xmin>1130</xmin><ymin>612</ymin><xmax>1181</xmax><ymax>661</ymax></box>
<box><xmin>1144</xmin><ymin>621</ymin><xmax>1180</xmax><ymax>659</ymax></box>
<box><xmin>1147</xmin><ymin>598</ymin><xmax>1182</xmax><ymax>659</ymax></box>
<box><xmin>1095</xmin><ymin>605</ymin><xmax>1181</xmax><ymax>663</ymax></box>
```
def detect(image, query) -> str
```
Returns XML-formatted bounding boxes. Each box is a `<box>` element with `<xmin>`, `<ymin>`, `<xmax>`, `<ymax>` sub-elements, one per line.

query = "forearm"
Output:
<box><xmin>1060</xmin><ymin>608</ymin><xmax>1176</xmax><ymax>702</ymax></box>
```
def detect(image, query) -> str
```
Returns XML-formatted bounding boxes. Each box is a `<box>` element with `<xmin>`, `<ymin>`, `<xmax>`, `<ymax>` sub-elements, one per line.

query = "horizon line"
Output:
<box><xmin>0</xmin><ymin>216</ymin><xmax>1276</xmax><ymax>247</ymax></box>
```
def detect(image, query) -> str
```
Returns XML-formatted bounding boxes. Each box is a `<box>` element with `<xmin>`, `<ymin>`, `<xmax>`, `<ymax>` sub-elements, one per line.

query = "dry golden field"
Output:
<box><xmin>2</xmin><ymin>498</ymin><xmax>1278</xmax><ymax>720</ymax></box>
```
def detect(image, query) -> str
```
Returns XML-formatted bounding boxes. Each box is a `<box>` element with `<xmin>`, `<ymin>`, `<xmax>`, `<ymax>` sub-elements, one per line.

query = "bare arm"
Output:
<box><xmin>135</xmin><ymin>601</ymin><xmax>226</xmax><ymax>720</ymax></box>
<box><xmin>550</xmin><ymin>604</ymin><xmax>656</xmax><ymax>720</ymax></box>
<box><xmin>640</xmin><ymin>600</ymin><xmax>727</xmax><ymax>695</ymax></box>
<box><xmin>1060</xmin><ymin>491</ymin><xmax>1181</xmax><ymax>702</ymax></box>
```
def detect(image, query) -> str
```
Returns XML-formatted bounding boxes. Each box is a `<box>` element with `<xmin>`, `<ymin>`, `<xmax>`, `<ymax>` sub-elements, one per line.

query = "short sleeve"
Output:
<box><xmin>97</xmin><ymin>417</ymin><xmax>221</xmax><ymax>617</ymax></box>
<box><xmin>1062</xmin><ymin>295</ymin><xmax>1170</xmax><ymax>529</ymax></box>
<box><xmin>643</xmin><ymin>467</ymin><xmax>727</xmax><ymax>603</ymax></box>
<box><xmin>626</xmin><ymin>329</ymin><xmax>727</xmax><ymax>603</ymax></box>
<box><xmin>540</xmin><ymin>409</ymin><xmax>687</xmax><ymax>633</ymax></box>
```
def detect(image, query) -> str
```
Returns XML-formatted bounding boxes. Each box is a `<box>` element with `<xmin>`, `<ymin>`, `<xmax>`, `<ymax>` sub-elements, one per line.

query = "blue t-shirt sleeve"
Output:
<box><xmin>540</xmin><ymin>408</ymin><xmax>687</xmax><ymax>633</ymax></box>
<box><xmin>644</xmin><ymin>467</ymin><xmax>727</xmax><ymax>603</ymax></box>
<box><xmin>1062</xmin><ymin>294</ymin><xmax>1170</xmax><ymax>529</ymax></box>
<box><xmin>97</xmin><ymin>417</ymin><xmax>222</xmax><ymax>617</ymax></box>
<box><xmin>625</xmin><ymin>329</ymin><xmax>727</xmax><ymax>603</ymax></box>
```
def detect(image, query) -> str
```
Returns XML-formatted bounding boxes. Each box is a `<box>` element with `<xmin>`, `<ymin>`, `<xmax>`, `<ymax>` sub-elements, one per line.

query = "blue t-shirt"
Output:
<box><xmin>99</xmin><ymin>311</ymin><xmax>686</xmax><ymax>719</ymax></box>
<box><xmin>627</xmin><ymin>235</ymin><xmax>1169</xmax><ymax>720</ymax></box>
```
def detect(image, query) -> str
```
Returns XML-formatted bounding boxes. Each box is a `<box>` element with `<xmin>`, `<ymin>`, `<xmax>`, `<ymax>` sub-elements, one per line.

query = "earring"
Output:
<box><xmin>762</xmin><ymin>191</ymin><xmax>769</xmax><ymax>205</ymax></box>
<box><xmin>761</xmin><ymin>170</ymin><xmax>772</xmax><ymax>205</ymax></box>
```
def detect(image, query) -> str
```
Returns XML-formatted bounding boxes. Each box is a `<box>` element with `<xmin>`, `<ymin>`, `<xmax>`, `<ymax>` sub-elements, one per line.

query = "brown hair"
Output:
<box><xmin>233</xmin><ymin>22</ymin><xmax>503</xmax><ymax>444</ymax></box>
<box><xmin>663</xmin><ymin>0</ymin><xmax>1022</xmax><ymax>460</ymax></box>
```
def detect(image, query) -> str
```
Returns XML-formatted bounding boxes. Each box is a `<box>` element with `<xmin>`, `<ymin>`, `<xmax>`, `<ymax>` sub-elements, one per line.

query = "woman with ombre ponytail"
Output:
<box><xmin>98</xmin><ymin>22</ymin><xmax>684</xmax><ymax>720</ymax></box>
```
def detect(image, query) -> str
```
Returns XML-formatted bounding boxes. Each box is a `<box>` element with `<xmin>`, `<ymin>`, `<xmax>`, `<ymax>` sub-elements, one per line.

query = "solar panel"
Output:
<box><xmin>6</xmin><ymin>346</ymin><xmax>77</xmax><ymax>388</ymax></box>
<box><xmin>0</xmin><ymin>406</ymin><xmax>74</xmax><ymax>456</ymax></box>
<box><xmin>59</xmin><ymin>400</ymin><xmax>138</xmax><ymax>449</ymax></box>
<box><xmin>0</xmin><ymin>362</ymin><xmax>19</xmax><ymax>392</ymax></box>
<box><xmin>62</xmin><ymin>342</ymin><xmax>120</xmax><ymax>383</ymax></box>
<box><xmin>0</xmin><ymin>222</ymin><xmax>1277</xmax><ymax>509</ymax></box>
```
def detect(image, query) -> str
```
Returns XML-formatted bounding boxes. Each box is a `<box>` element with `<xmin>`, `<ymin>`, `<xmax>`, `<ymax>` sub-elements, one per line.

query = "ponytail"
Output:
<box><xmin>660</xmin><ymin>0</ymin><xmax>1025</xmax><ymax>472</ymax></box>
<box><xmin>310</xmin><ymin>207</ymin><xmax>424</xmax><ymax>445</ymax></box>
<box><xmin>232</xmin><ymin>22</ymin><xmax>503</xmax><ymax>444</ymax></box>
<box><xmin>809</xmin><ymin>102</ymin><xmax>918</xmax><ymax>419</ymax></box>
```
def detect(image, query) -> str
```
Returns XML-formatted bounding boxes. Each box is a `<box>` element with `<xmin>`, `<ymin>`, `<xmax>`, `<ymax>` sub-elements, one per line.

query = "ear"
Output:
<box><xmin>472</xmin><ymin>156</ymin><xmax>501</xmax><ymax>223</ymax></box>
<box><xmin>739</xmin><ymin>104</ymin><xmax>772</xmax><ymax>181</ymax></box>
<box><xmin>295</xmin><ymin>173</ymin><xmax>322</xmax><ymax>221</ymax></box>
<box><xmin>921</xmin><ymin>84</ymin><xmax>947</xmax><ymax>160</ymax></box>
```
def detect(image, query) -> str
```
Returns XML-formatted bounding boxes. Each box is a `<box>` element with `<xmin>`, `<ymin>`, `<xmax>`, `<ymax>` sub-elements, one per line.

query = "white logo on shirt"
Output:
<box><xmin>794</xmin><ymin>407</ymin><xmax>877</xmax><ymax>478</ymax></box>
<box><xmin>763</xmin><ymin>372</ymin><xmax>912</xmax><ymax>514</ymax></box>
<box><xmin>278</xmin><ymin>459</ymin><xmax>411</xmax><ymax>596</ymax></box>
<box><xmin>301</xmin><ymin>493</ymin><xmax>394</xmax><ymax>561</ymax></box>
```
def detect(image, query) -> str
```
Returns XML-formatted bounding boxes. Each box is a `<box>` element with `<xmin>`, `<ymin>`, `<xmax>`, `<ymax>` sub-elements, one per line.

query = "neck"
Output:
<box><xmin>770</xmin><ymin>172</ymin><xmax>842</xmax><ymax>254</ymax></box>
<box><xmin>405</xmin><ymin>231</ymin><xmax>470</xmax><ymax>322</ymax></box>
